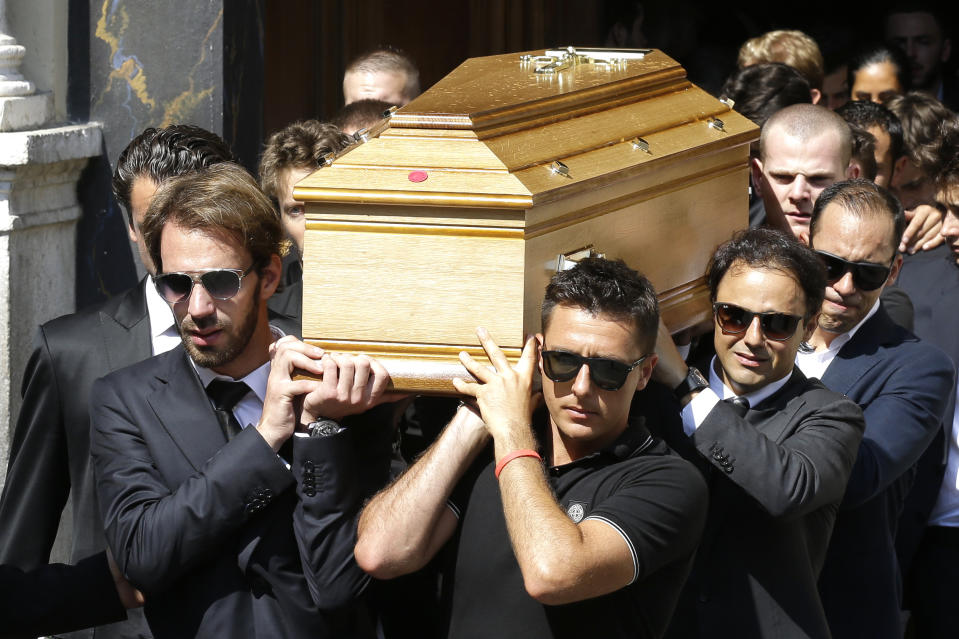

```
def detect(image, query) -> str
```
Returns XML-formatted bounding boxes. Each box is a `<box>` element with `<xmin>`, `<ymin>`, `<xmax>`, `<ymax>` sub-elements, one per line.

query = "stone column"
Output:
<box><xmin>0</xmin><ymin>0</ymin><xmax>102</xmax><ymax>490</ymax></box>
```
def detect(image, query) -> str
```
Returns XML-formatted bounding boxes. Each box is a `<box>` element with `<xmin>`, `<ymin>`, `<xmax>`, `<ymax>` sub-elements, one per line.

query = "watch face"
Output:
<box><xmin>311</xmin><ymin>419</ymin><xmax>343</xmax><ymax>437</ymax></box>
<box><xmin>675</xmin><ymin>367</ymin><xmax>709</xmax><ymax>399</ymax></box>
<box><xmin>691</xmin><ymin>368</ymin><xmax>709</xmax><ymax>388</ymax></box>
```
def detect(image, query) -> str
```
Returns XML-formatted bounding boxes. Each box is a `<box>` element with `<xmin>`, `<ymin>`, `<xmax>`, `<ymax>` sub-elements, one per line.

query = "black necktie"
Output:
<box><xmin>206</xmin><ymin>379</ymin><xmax>251</xmax><ymax>441</ymax></box>
<box><xmin>724</xmin><ymin>396</ymin><xmax>750</xmax><ymax>417</ymax></box>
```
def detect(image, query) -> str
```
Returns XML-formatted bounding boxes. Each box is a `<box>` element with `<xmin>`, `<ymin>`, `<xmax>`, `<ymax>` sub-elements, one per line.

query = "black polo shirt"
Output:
<box><xmin>444</xmin><ymin>414</ymin><xmax>708</xmax><ymax>639</ymax></box>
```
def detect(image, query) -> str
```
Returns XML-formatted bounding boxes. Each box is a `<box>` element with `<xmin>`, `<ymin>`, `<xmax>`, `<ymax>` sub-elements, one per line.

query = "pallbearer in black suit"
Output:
<box><xmin>91</xmin><ymin>163</ymin><xmax>394</xmax><ymax>638</ymax></box>
<box><xmin>0</xmin><ymin>125</ymin><xmax>233</xmax><ymax>639</ymax></box>
<box><xmin>651</xmin><ymin>228</ymin><xmax>865</xmax><ymax>639</ymax></box>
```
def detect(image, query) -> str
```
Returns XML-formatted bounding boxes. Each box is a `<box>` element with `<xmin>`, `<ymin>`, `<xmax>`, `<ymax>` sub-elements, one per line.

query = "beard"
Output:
<box><xmin>178</xmin><ymin>286</ymin><xmax>260</xmax><ymax>369</ymax></box>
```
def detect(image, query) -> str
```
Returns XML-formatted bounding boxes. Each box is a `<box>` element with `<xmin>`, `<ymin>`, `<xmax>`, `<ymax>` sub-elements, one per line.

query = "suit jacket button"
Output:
<box><xmin>262</xmin><ymin>488</ymin><xmax>273</xmax><ymax>500</ymax></box>
<box><xmin>698</xmin><ymin>593</ymin><xmax>709</xmax><ymax>603</ymax></box>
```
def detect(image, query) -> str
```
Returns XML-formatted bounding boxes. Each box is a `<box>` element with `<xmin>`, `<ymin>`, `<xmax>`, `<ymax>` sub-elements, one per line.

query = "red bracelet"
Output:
<box><xmin>494</xmin><ymin>449</ymin><xmax>542</xmax><ymax>479</ymax></box>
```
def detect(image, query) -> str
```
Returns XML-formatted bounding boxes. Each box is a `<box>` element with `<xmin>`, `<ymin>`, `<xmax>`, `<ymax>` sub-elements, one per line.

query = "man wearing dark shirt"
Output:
<box><xmin>355</xmin><ymin>257</ymin><xmax>708</xmax><ymax>638</ymax></box>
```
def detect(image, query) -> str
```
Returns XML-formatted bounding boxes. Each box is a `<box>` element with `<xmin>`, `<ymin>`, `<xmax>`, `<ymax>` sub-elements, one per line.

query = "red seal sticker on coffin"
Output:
<box><xmin>408</xmin><ymin>170</ymin><xmax>428</xmax><ymax>183</ymax></box>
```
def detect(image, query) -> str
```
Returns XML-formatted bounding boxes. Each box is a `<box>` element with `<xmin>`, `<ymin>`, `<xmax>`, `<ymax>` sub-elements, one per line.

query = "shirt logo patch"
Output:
<box><xmin>566</xmin><ymin>501</ymin><xmax>588</xmax><ymax>523</ymax></box>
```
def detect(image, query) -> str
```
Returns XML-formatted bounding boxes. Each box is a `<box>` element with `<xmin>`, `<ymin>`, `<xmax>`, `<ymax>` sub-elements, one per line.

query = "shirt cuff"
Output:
<box><xmin>680</xmin><ymin>387</ymin><xmax>721</xmax><ymax>436</ymax></box>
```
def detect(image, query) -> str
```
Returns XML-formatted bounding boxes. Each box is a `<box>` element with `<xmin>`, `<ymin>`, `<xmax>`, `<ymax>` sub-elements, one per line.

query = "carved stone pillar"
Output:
<box><xmin>0</xmin><ymin>0</ymin><xmax>51</xmax><ymax>130</ymax></box>
<box><xmin>0</xmin><ymin>0</ymin><xmax>102</xmax><ymax>491</ymax></box>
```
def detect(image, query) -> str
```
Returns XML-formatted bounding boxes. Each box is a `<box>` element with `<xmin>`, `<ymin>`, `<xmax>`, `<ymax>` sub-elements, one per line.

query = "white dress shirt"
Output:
<box><xmin>680</xmin><ymin>356</ymin><xmax>793</xmax><ymax>436</ymax></box>
<box><xmin>145</xmin><ymin>277</ymin><xmax>180</xmax><ymax>355</ymax></box>
<box><xmin>795</xmin><ymin>298</ymin><xmax>880</xmax><ymax>380</ymax></box>
<box><xmin>928</xmin><ymin>379</ymin><xmax>959</xmax><ymax>527</ymax></box>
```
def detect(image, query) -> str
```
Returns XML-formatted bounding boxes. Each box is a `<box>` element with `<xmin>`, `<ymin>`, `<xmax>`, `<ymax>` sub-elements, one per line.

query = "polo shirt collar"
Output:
<box><xmin>534</xmin><ymin>406</ymin><xmax>656</xmax><ymax>470</ymax></box>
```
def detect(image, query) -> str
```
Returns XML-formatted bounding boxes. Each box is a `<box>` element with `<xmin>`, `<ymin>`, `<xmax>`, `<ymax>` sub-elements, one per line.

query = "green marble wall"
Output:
<box><xmin>69</xmin><ymin>0</ymin><xmax>264</xmax><ymax>306</ymax></box>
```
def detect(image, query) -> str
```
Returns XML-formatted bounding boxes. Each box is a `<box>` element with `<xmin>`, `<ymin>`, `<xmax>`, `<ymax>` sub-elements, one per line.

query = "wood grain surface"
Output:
<box><xmin>298</xmin><ymin>48</ymin><xmax>758</xmax><ymax>393</ymax></box>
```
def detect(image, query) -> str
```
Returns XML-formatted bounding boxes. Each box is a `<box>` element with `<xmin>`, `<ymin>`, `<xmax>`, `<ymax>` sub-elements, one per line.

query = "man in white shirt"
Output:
<box><xmin>651</xmin><ymin>227</ymin><xmax>864</xmax><ymax>639</ymax></box>
<box><xmin>799</xmin><ymin>179</ymin><xmax>954</xmax><ymax>639</ymax></box>
<box><xmin>0</xmin><ymin>124</ymin><xmax>235</xmax><ymax>638</ymax></box>
<box><xmin>91</xmin><ymin>162</ymin><xmax>393</xmax><ymax>638</ymax></box>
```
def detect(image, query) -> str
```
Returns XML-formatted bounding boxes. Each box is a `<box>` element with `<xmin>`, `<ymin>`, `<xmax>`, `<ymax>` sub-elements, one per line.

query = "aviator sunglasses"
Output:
<box><xmin>713</xmin><ymin>302</ymin><xmax>803</xmax><ymax>342</ymax></box>
<box><xmin>541</xmin><ymin>349</ymin><xmax>650</xmax><ymax>391</ymax></box>
<box><xmin>153</xmin><ymin>264</ymin><xmax>257</xmax><ymax>303</ymax></box>
<box><xmin>813</xmin><ymin>250</ymin><xmax>892</xmax><ymax>291</ymax></box>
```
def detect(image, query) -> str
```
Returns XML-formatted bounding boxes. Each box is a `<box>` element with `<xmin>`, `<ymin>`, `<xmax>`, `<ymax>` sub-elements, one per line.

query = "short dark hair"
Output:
<box><xmin>333</xmin><ymin>99</ymin><xmax>395</xmax><ymax>134</ymax></box>
<box><xmin>885</xmin><ymin>92</ymin><xmax>956</xmax><ymax>177</ymax></box>
<box><xmin>836</xmin><ymin>100</ymin><xmax>904</xmax><ymax>162</ymax></box>
<box><xmin>720</xmin><ymin>63</ymin><xmax>812</xmax><ymax>131</ymax></box>
<box><xmin>848</xmin><ymin>43</ymin><xmax>910</xmax><ymax>93</ymax></box>
<box><xmin>258</xmin><ymin>120</ymin><xmax>353</xmax><ymax>202</ymax></box>
<box><xmin>848</xmin><ymin>124</ymin><xmax>879</xmax><ymax>182</ymax></box>
<box><xmin>112</xmin><ymin>125</ymin><xmax>234</xmax><ymax>227</ymax></box>
<box><xmin>142</xmin><ymin>163</ymin><xmax>282</xmax><ymax>275</ymax></box>
<box><xmin>542</xmin><ymin>257</ymin><xmax>659</xmax><ymax>353</ymax></box>
<box><xmin>810</xmin><ymin>179</ymin><xmax>906</xmax><ymax>255</ymax></box>
<box><xmin>707</xmin><ymin>228</ymin><xmax>826</xmax><ymax>320</ymax></box>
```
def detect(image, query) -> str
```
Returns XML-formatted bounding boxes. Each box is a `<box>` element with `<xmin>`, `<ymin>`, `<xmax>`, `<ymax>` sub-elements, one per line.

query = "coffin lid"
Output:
<box><xmin>295</xmin><ymin>48</ymin><xmax>757</xmax><ymax>212</ymax></box>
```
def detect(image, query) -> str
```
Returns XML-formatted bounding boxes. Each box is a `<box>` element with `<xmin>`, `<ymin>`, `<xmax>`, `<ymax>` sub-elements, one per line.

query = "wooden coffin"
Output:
<box><xmin>296</xmin><ymin>47</ymin><xmax>758</xmax><ymax>394</ymax></box>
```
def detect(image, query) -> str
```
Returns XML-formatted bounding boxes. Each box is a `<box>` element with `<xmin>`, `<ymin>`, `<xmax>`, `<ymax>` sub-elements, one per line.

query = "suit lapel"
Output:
<box><xmin>748</xmin><ymin>369</ymin><xmax>808</xmax><ymax>443</ymax></box>
<box><xmin>148</xmin><ymin>347</ymin><xmax>227</xmax><ymax>471</ymax></box>
<box><xmin>98</xmin><ymin>280</ymin><xmax>153</xmax><ymax>372</ymax></box>
<box><xmin>820</xmin><ymin>307</ymin><xmax>896</xmax><ymax>396</ymax></box>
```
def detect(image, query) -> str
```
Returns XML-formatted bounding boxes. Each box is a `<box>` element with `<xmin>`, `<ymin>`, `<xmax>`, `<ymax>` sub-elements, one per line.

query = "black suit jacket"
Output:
<box><xmin>0</xmin><ymin>552</ymin><xmax>127</xmax><ymax>639</ymax></box>
<box><xmin>817</xmin><ymin>304</ymin><xmax>955</xmax><ymax>639</ymax></box>
<box><xmin>895</xmin><ymin>245</ymin><xmax>959</xmax><ymax>587</ymax></box>
<box><xmin>90</xmin><ymin>346</ymin><xmax>391</xmax><ymax>638</ymax></box>
<box><xmin>268</xmin><ymin>251</ymin><xmax>302</xmax><ymax>327</ymax></box>
<box><xmin>645</xmin><ymin>369</ymin><xmax>865</xmax><ymax>639</ymax></box>
<box><xmin>0</xmin><ymin>282</ymin><xmax>153</xmax><ymax>638</ymax></box>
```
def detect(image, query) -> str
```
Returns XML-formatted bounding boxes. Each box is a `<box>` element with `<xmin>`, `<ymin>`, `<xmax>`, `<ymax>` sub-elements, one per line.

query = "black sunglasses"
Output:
<box><xmin>541</xmin><ymin>349</ymin><xmax>650</xmax><ymax>391</ymax></box>
<box><xmin>153</xmin><ymin>264</ymin><xmax>257</xmax><ymax>303</ymax></box>
<box><xmin>813</xmin><ymin>250</ymin><xmax>892</xmax><ymax>291</ymax></box>
<box><xmin>713</xmin><ymin>302</ymin><xmax>803</xmax><ymax>342</ymax></box>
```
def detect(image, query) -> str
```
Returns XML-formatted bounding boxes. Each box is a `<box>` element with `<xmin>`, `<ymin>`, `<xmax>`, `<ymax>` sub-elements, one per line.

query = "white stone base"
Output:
<box><xmin>0</xmin><ymin>91</ymin><xmax>52</xmax><ymax>131</ymax></box>
<box><xmin>0</xmin><ymin>121</ymin><xmax>102</xmax><ymax>491</ymax></box>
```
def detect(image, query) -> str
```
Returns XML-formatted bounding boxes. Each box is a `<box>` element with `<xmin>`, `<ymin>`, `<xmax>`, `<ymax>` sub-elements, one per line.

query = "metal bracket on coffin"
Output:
<box><xmin>555</xmin><ymin>246</ymin><xmax>606</xmax><ymax>273</ymax></box>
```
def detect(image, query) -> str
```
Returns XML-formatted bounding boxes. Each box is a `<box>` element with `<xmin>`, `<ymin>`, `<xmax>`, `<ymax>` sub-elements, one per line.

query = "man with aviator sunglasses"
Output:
<box><xmin>649</xmin><ymin>228</ymin><xmax>865</xmax><ymax>639</ymax></box>
<box><xmin>90</xmin><ymin>164</ymin><xmax>395</xmax><ymax>638</ymax></box>
<box><xmin>356</xmin><ymin>258</ymin><xmax>708</xmax><ymax>639</ymax></box>
<box><xmin>797</xmin><ymin>179</ymin><xmax>954</xmax><ymax>639</ymax></box>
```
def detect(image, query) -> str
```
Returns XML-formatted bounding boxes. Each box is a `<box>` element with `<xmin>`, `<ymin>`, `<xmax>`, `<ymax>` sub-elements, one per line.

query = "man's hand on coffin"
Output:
<box><xmin>257</xmin><ymin>336</ymin><xmax>391</xmax><ymax>451</ymax></box>
<box><xmin>301</xmin><ymin>352</ymin><xmax>392</xmax><ymax>423</ymax></box>
<box><xmin>452</xmin><ymin>329</ymin><xmax>542</xmax><ymax>454</ymax></box>
<box><xmin>900</xmin><ymin>203</ymin><xmax>944</xmax><ymax>254</ymax></box>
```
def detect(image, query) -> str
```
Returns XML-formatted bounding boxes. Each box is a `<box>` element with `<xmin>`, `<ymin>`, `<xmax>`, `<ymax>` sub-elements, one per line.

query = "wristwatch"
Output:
<box><xmin>306</xmin><ymin>417</ymin><xmax>346</xmax><ymax>438</ymax></box>
<box><xmin>673</xmin><ymin>366</ymin><xmax>709</xmax><ymax>401</ymax></box>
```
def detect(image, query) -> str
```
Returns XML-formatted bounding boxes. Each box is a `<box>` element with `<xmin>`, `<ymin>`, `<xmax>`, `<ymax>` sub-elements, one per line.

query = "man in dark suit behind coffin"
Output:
<box><xmin>798</xmin><ymin>179</ymin><xmax>955</xmax><ymax>638</ymax></box>
<box><xmin>651</xmin><ymin>228</ymin><xmax>865</xmax><ymax>639</ymax></box>
<box><xmin>91</xmin><ymin>163</ymin><xmax>394</xmax><ymax>638</ymax></box>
